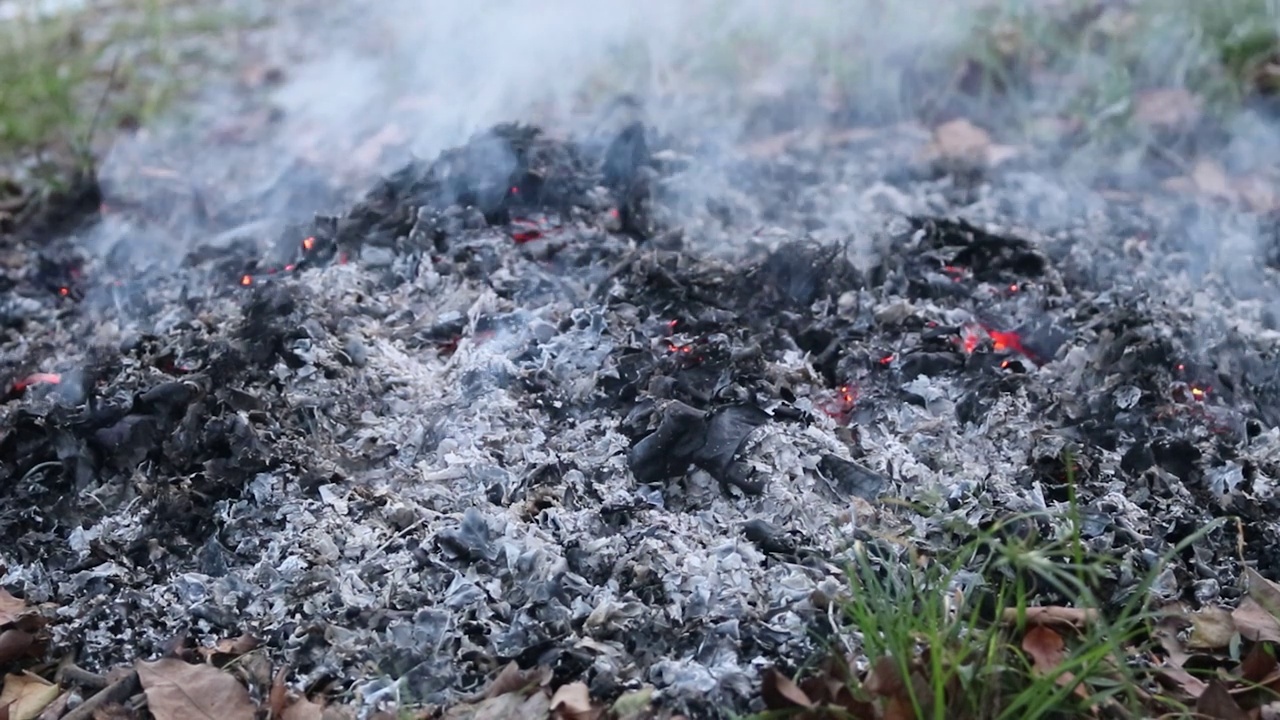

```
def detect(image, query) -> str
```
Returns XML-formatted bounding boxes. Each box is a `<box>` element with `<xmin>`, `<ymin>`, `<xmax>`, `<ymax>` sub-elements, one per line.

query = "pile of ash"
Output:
<box><xmin>3</xmin><ymin>119</ymin><xmax>1280</xmax><ymax>717</ymax></box>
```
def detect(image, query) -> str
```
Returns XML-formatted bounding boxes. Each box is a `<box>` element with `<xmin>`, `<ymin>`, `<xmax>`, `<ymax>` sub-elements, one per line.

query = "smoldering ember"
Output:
<box><xmin>4</xmin><ymin>111</ymin><xmax>1280</xmax><ymax>718</ymax></box>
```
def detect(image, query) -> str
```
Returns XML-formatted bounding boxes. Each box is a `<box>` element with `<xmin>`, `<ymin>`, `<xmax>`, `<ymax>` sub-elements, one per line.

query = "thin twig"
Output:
<box><xmin>21</xmin><ymin>461</ymin><xmax>63</xmax><ymax>484</ymax></box>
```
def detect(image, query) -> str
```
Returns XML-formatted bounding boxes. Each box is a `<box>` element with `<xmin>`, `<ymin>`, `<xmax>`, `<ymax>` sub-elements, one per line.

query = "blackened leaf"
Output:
<box><xmin>691</xmin><ymin>404</ymin><xmax>771</xmax><ymax>480</ymax></box>
<box><xmin>818</xmin><ymin>455</ymin><xmax>886</xmax><ymax>500</ymax></box>
<box><xmin>601</xmin><ymin>122</ymin><xmax>649</xmax><ymax>190</ymax></box>
<box><xmin>627</xmin><ymin>402</ymin><xmax>707</xmax><ymax>484</ymax></box>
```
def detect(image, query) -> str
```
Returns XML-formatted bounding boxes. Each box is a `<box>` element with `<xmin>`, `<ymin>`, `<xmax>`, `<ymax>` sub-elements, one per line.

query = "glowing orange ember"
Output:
<box><xmin>240</xmin><ymin>274</ymin><xmax>253</xmax><ymax>286</ymax></box>
<box><xmin>10</xmin><ymin>372</ymin><xmax>61</xmax><ymax>394</ymax></box>
<box><xmin>1191</xmin><ymin>386</ymin><xmax>1207</xmax><ymax>400</ymax></box>
<box><xmin>302</xmin><ymin>236</ymin><xmax>316</xmax><ymax>251</ymax></box>
<box><xmin>58</xmin><ymin>287</ymin><xmax>70</xmax><ymax>297</ymax></box>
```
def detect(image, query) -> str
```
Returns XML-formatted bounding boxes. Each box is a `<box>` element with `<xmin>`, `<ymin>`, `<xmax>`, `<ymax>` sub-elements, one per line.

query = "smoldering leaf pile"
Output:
<box><xmin>3</xmin><ymin>120</ymin><xmax>1280</xmax><ymax>717</ymax></box>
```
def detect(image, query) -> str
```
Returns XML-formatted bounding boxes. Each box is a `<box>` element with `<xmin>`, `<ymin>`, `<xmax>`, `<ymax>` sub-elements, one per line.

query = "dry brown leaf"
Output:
<box><xmin>268</xmin><ymin>667</ymin><xmax>289</xmax><ymax>719</ymax></box>
<box><xmin>1239</xmin><ymin>641</ymin><xmax>1279</xmax><ymax>684</ymax></box>
<box><xmin>281</xmin><ymin>696</ymin><xmax>325</xmax><ymax>720</ymax></box>
<box><xmin>198</xmin><ymin>634</ymin><xmax>260</xmax><ymax>665</ymax></box>
<box><xmin>1233</xmin><ymin>597</ymin><xmax>1280</xmax><ymax>643</ymax></box>
<box><xmin>1250</xmin><ymin>569</ymin><xmax>1280</xmax><ymax>618</ymax></box>
<box><xmin>0</xmin><ymin>631</ymin><xmax>36</xmax><ymax>667</ymax></box>
<box><xmin>548</xmin><ymin>682</ymin><xmax>595</xmax><ymax>720</ymax></box>
<box><xmin>1133</xmin><ymin>88</ymin><xmax>1202</xmax><ymax>131</ymax></box>
<box><xmin>1003</xmin><ymin>605</ymin><xmax>1097</xmax><ymax>629</ymax></box>
<box><xmin>0</xmin><ymin>673</ymin><xmax>61</xmax><ymax>720</ymax></box>
<box><xmin>931</xmin><ymin>118</ymin><xmax>990</xmax><ymax>164</ymax></box>
<box><xmin>1233</xmin><ymin>175</ymin><xmax>1279</xmax><ymax>213</ymax></box>
<box><xmin>760</xmin><ymin>667</ymin><xmax>812</xmax><ymax>709</ymax></box>
<box><xmin>0</xmin><ymin>593</ymin><xmax>30</xmax><ymax>628</ymax></box>
<box><xmin>1188</xmin><ymin>607</ymin><xmax>1240</xmax><ymax>650</ymax></box>
<box><xmin>863</xmin><ymin>655</ymin><xmax>906</xmax><ymax>698</ymax></box>
<box><xmin>1191</xmin><ymin>159</ymin><xmax>1236</xmax><ymax>201</ymax></box>
<box><xmin>136</xmin><ymin>658</ymin><xmax>255</xmax><ymax>720</ymax></box>
<box><xmin>483</xmin><ymin>662</ymin><xmax>548</xmax><ymax>700</ymax></box>
<box><xmin>32</xmin><ymin>690</ymin><xmax>69</xmax><ymax>720</ymax></box>
<box><xmin>1197</xmin><ymin>679</ymin><xmax>1250</xmax><ymax>720</ymax></box>
<box><xmin>1022</xmin><ymin>626</ymin><xmax>1067</xmax><ymax>673</ymax></box>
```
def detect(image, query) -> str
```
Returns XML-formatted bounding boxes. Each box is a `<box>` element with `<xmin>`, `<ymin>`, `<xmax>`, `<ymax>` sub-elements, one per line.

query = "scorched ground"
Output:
<box><xmin>3</xmin><ymin>119</ymin><xmax>1280</xmax><ymax>717</ymax></box>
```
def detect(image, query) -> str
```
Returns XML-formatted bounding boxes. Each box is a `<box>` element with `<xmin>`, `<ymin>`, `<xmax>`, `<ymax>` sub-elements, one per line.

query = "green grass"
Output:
<box><xmin>0</xmin><ymin>0</ymin><xmax>243</xmax><ymax>173</ymax></box>
<box><xmin>749</xmin><ymin>451</ymin><xmax>1235</xmax><ymax>720</ymax></box>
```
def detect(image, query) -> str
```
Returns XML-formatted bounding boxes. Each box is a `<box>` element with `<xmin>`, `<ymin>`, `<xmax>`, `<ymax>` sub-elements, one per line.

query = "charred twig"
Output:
<box><xmin>60</xmin><ymin>670</ymin><xmax>139</xmax><ymax>720</ymax></box>
<box><xmin>57</xmin><ymin>663</ymin><xmax>109</xmax><ymax>689</ymax></box>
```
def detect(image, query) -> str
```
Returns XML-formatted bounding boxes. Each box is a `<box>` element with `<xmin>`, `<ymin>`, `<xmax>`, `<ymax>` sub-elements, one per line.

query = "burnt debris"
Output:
<box><xmin>3</xmin><ymin>117</ymin><xmax>1280</xmax><ymax>718</ymax></box>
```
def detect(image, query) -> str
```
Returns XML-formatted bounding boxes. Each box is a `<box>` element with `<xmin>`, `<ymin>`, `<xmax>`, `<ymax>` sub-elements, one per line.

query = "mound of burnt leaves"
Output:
<box><xmin>4</xmin><ymin>118</ymin><xmax>1280</xmax><ymax>718</ymax></box>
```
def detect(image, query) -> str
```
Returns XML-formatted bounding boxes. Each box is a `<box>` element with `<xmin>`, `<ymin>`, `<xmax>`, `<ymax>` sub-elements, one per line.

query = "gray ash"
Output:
<box><xmin>3</xmin><ymin>118</ymin><xmax>1280</xmax><ymax>718</ymax></box>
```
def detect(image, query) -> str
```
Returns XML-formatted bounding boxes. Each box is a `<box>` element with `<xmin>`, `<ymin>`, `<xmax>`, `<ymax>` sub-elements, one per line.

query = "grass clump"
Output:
<box><xmin>0</xmin><ymin>0</ymin><xmax>241</xmax><ymax>170</ymax></box>
<box><xmin>751</xmin><ymin>453</ymin><xmax>1247</xmax><ymax>720</ymax></box>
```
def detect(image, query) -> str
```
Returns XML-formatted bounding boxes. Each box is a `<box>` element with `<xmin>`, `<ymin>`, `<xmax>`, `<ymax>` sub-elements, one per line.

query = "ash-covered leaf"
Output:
<box><xmin>0</xmin><ymin>672</ymin><xmax>60</xmax><ymax>720</ymax></box>
<box><xmin>136</xmin><ymin>658</ymin><xmax>254</xmax><ymax>720</ymax></box>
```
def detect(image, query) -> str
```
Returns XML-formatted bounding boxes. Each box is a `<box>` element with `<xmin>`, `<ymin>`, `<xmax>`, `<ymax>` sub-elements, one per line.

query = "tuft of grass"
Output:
<box><xmin>0</xmin><ymin>0</ymin><xmax>244</xmax><ymax>171</ymax></box>
<box><xmin>751</xmin><ymin>449</ymin><xmax>1231</xmax><ymax>720</ymax></box>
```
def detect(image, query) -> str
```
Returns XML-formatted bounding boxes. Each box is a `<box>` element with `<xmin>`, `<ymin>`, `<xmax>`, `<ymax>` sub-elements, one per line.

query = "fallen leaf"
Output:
<box><xmin>931</xmin><ymin>118</ymin><xmax>991</xmax><ymax>165</ymax></box>
<box><xmin>1232</xmin><ymin>174</ymin><xmax>1279</xmax><ymax>213</ymax></box>
<box><xmin>609</xmin><ymin>686</ymin><xmax>653</xmax><ymax>720</ymax></box>
<box><xmin>1133</xmin><ymin>88</ymin><xmax>1202</xmax><ymax>131</ymax></box>
<box><xmin>0</xmin><ymin>673</ymin><xmax>60</xmax><ymax>720</ymax></box>
<box><xmin>268</xmin><ymin>667</ymin><xmax>289</xmax><ymax>719</ymax></box>
<box><xmin>282</xmin><ymin>696</ymin><xmax>325</xmax><ymax>720</ymax></box>
<box><xmin>1197</xmin><ymin>679</ymin><xmax>1250</xmax><ymax>720</ymax></box>
<box><xmin>1190</xmin><ymin>159</ymin><xmax>1236</xmax><ymax>201</ymax></box>
<box><xmin>1234</xmin><ymin>597</ymin><xmax>1280</xmax><ymax>643</ymax></box>
<box><xmin>0</xmin><ymin>593</ymin><xmax>30</xmax><ymax>628</ymax></box>
<box><xmin>483</xmin><ymin>662</ymin><xmax>548</xmax><ymax>700</ymax></box>
<box><xmin>1189</xmin><ymin>607</ymin><xmax>1240</xmax><ymax>650</ymax></box>
<box><xmin>32</xmin><ymin>690</ymin><xmax>68</xmax><ymax>720</ymax></box>
<box><xmin>863</xmin><ymin>655</ymin><xmax>906</xmax><ymax>698</ymax></box>
<box><xmin>548</xmin><ymin>682</ymin><xmax>594</xmax><ymax>720</ymax></box>
<box><xmin>1022</xmin><ymin>626</ymin><xmax>1067</xmax><ymax>673</ymax></box>
<box><xmin>1250</xmin><ymin>569</ymin><xmax>1280</xmax><ymax>618</ymax></box>
<box><xmin>760</xmin><ymin>667</ymin><xmax>812</xmax><ymax>709</ymax></box>
<box><xmin>136</xmin><ymin>658</ymin><xmax>255</xmax><ymax>720</ymax></box>
<box><xmin>1239</xmin><ymin>641</ymin><xmax>1279</xmax><ymax>684</ymax></box>
<box><xmin>0</xmin><ymin>631</ymin><xmax>35</xmax><ymax>666</ymax></box>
